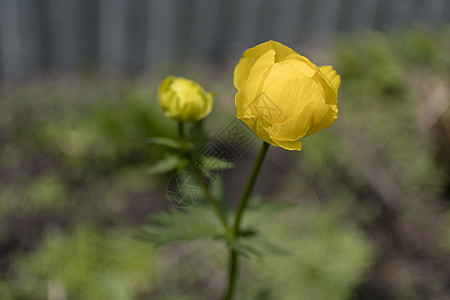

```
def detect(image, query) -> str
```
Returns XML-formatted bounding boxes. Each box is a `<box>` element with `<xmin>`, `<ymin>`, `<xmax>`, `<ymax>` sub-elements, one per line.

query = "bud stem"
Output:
<box><xmin>178</xmin><ymin>121</ymin><xmax>229</xmax><ymax>231</ymax></box>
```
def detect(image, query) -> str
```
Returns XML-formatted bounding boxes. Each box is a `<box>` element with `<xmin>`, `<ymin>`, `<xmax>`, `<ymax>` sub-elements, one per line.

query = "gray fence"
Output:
<box><xmin>0</xmin><ymin>0</ymin><xmax>449</xmax><ymax>82</ymax></box>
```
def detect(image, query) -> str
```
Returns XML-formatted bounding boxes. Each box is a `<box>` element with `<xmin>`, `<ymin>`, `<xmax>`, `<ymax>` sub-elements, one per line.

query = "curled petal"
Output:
<box><xmin>271</xmin><ymin>139</ymin><xmax>302</xmax><ymax>151</ymax></box>
<box><xmin>253</xmin><ymin>66</ymin><xmax>323</xmax><ymax>124</ymax></box>
<box><xmin>319</xmin><ymin>65</ymin><xmax>341</xmax><ymax>93</ymax></box>
<box><xmin>267</xmin><ymin>101</ymin><xmax>337</xmax><ymax>140</ymax></box>
<box><xmin>234</xmin><ymin>41</ymin><xmax>297</xmax><ymax>90</ymax></box>
<box><xmin>242</xmin><ymin>49</ymin><xmax>276</xmax><ymax>101</ymax></box>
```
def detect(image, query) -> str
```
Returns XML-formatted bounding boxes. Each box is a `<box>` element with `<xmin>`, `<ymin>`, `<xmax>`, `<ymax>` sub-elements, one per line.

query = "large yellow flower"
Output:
<box><xmin>234</xmin><ymin>41</ymin><xmax>340</xmax><ymax>150</ymax></box>
<box><xmin>159</xmin><ymin>76</ymin><xmax>213</xmax><ymax>122</ymax></box>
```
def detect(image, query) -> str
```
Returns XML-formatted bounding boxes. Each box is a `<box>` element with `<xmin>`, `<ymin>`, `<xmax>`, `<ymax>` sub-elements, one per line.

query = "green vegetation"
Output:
<box><xmin>4</xmin><ymin>226</ymin><xmax>155</xmax><ymax>300</ymax></box>
<box><xmin>0</xmin><ymin>26</ymin><xmax>449</xmax><ymax>299</ymax></box>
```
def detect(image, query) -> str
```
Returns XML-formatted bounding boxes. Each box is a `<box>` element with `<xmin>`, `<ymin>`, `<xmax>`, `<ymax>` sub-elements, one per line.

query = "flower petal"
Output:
<box><xmin>319</xmin><ymin>65</ymin><xmax>341</xmax><ymax>93</ymax></box>
<box><xmin>197</xmin><ymin>92</ymin><xmax>213</xmax><ymax>119</ymax></box>
<box><xmin>242</xmin><ymin>48</ymin><xmax>276</xmax><ymax>101</ymax></box>
<box><xmin>252</xmin><ymin>64</ymin><xmax>324</xmax><ymax>124</ymax></box>
<box><xmin>179</xmin><ymin>101</ymin><xmax>204</xmax><ymax>122</ymax></box>
<box><xmin>158</xmin><ymin>76</ymin><xmax>213</xmax><ymax>122</ymax></box>
<box><xmin>234</xmin><ymin>40</ymin><xmax>297</xmax><ymax>90</ymax></box>
<box><xmin>267</xmin><ymin>101</ymin><xmax>337</xmax><ymax>140</ymax></box>
<box><xmin>240</xmin><ymin>117</ymin><xmax>277</xmax><ymax>145</ymax></box>
<box><xmin>233</xmin><ymin>41</ymin><xmax>340</xmax><ymax>151</ymax></box>
<box><xmin>236</xmin><ymin>90</ymin><xmax>252</xmax><ymax>119</ymax></box>
<box><xmin>286</xmin><ymin>54</ymin><xmax>338</xmax><ymax>105</ymax></box>
<box><xmin>272</xmin><ymin>138</ymin><xmax>302</xmax><ymax>151</ymax></box>
<box><xmin>240</xmin><ymin>117</ymin><xmax>302</xmax><ymax>150</ymax></box>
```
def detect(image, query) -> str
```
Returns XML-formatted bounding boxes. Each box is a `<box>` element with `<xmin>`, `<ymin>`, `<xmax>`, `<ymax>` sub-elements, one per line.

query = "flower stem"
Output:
<box><xmin>178</xmin><ymin>121</ymin><xmax>185</xmax><ymax>141</ymax></box>
<box><xmin>224</xmin><ymin>250</ymin><xmax>238</xmax><ymax>300</ymax></box>
<box><xmin>178</xmin><ymin>122</ymin><xmax>229</xmax><ymax>231</ymax></box>
<box><xmin>224</xmin><ymin>141</ymin><xmax>270</xmax><ymax>300</ymax></box>
<box><xmin>233</xmin><ymin>141</ymin><xmax>270</xmax><ymax>235</ymax></box>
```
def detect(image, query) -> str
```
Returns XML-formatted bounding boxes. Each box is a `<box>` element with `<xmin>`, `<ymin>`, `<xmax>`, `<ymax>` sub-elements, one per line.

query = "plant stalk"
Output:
<box><xmin>178</xmin><ymin>122</ymin><xmax>229</xmax><ymax>230</ymax></box>
<box><xmin>233</xmin><ymin>141</ymin><xmax>269</xmax><ymax>234</ymax></box>
<box><xmin>224</xmin><ymin>250</ymin><xmax>238</xmax><ymax>300</ymax></box>
<box><xmin>224</xmin><ymin>141</ymin><xmax>270</xmax><ymax>300</ymax></box>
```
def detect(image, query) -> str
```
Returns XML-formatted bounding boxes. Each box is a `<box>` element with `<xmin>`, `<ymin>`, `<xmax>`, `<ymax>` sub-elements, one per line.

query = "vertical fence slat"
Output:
<box><xmin>312</xmin><ymin>0</ymin><xmax>344</xmax><ymax>43</ymax></box>
<box><xmin>50</xmin><ymin>0</ymin><xmax>77</xmax><ymax>69</ymax></box>
<box><xmin>20</xmin><ymin>0</ymin><xmax>42</xmax><ymax>77</ymax></box>
<box><xmin>146</xmin><ymin>0</ymin><xmax>175</xmax><ymax>68</ymax></box>
<box><xmin>99</xmin><ymin>0</ymin><xmax>126</xmax><ymax>73</ymax></box>
<box><xmin>272</xmin><ymin>0</ymin><xmax>304</xmax><ymax>44</ymax></box>
<box><xmin>350</xmin><ymin>0</ymin><xmax>379</xmax><ymax>30</ymax></box>
<box><xmin>423</xmin><ymin>0</ymin><xmax>447</xmax><ymax>22</ymax></box>
<box><xmin>126</xmin><ymin>0</ymin><xmax>147</xmax><ymax>72</ymax></box>
<box><xmin>0</xmin><ymin>0</ymin><xmax>449</xmax><ymax>82</ymax></box>
<box><xmin>228</xmin><ymin>0</ymin><xmax>262</xmax><ymax>52</ymax></box>
<box><xmin>376</xmin><ymin>0</ymin><xmax>414</xmax><ymax>30</ymax></box>
<box><xmin>0</xmin><ymin>0</ymin><xmax>23</xmax><ymax>81</ymax></box>
<box><xmin>191</xmin><ymin>0</ymin><xmax>221</xmax><ymax>58</ymax></box>
<box><xmin>389</xmin><ymin>0</ymin><xmax>415</xmax><ymax>27</ymax></box>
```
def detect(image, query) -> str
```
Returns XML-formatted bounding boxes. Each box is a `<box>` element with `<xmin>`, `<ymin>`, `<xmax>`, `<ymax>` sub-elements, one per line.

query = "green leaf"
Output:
<box><xmin>243</xmin><ymin>201</ymin><xmax>296</xmax><ymax>227</ymax></box>
<box><xmin>166</xmin><ymin>171</ymin><xmax>204</xmax><ymax>207</ymax></box>
<box><xmin>223</xmin><ymin>202</ymin><xmax>294</xmax><ymax>258</ymax></box>
<box><xmin>196</xmin><ymin>155</ymin><xmax>234</xmax><ymax>171</ymax></box>
<box><xmin>225</xmin><ymin>230</ymin><xmax>289</xmax><ymax>259</ymax></box>
<box><xmin>139</xmin><ymin>206</ymin><xmax>224</xmax><ymax>246</ymax></box>
<box><xmin>239</xmin><ymin>229</ymin><xmax>258</xmax><ymax>238</ymax></box>
<box><xmin>146</xmin><ymin>137</ymin><xmax>184</xmax><ymax>149</ymax></box>
<box><xmin>147</xmin><ymin>155</ymin><xmax>183</xmax><ymax>175</ymax></box>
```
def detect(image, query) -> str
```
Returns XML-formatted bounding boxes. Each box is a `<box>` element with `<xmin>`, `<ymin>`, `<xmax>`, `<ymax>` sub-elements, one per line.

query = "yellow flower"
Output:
<box><xmin>158</xmin><ymin>76</ymin><xmax>213</xmax><ymax>122</ymax></box>
<box><xmin>234</xmin><ymin>41</ymin><xmax>340</xmax><ymax>151</ymax></box>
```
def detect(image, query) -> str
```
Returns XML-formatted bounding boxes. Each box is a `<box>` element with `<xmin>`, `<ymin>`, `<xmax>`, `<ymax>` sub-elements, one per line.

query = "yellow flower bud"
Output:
<box><xmin>158</xmin><ymin>76</ymin><xmax>213</xmax><ymax>122</ymax></box>
<box><xmin>234</xmin><ymin>41</ymin><xmax>340</xmax><ymax>151</ymax></box>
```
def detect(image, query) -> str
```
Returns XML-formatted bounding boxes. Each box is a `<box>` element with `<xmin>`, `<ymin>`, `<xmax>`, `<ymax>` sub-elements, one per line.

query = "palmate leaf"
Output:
<box><xmin>139</xmin><ymin>198</ymin><xmax>292</xmax><ymax>259</ymax></box>
<box><xmin>147</xmin><ymin>155</ymin><xmax>184</xmax><ymax>175</ymax></box>
<box><xmin>146</xmin><ymin>137</ymin><xmax>186</xmax><ymax>149</ymax></box>
<box><xmin>195</xmin><ymin>155</ymin><xmax>234</xmax><ymax>180</ymax></box>
<box><xmin>195</xmin><ymin>155</ymin><xmax>234</xmax><ymax>171</ymax></box>
<box><xmin>139</xmin><ymin>206</ymin><xmax>225</xmax><ymax>246</ymax></box>
<box><xmin>225</xmin><ymin>230</ymin><xmax>290</xmax><ymax>259</ymax></box>
<box><xmin>228</xmin><ymin>202</ymin><xmax>295</xmax><ymax>258</ymax></box>
<box><xmin>242</xmin><ymin>201</ymin><xmax>296</xmax><ymax>227</ymax></box>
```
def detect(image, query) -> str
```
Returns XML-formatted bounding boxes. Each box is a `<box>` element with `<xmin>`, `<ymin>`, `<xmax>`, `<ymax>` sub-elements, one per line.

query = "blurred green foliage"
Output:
<box><xmin>301</xmin><ymin>25</ymin><xmax>449</xmax><ymax>207</ymax></box>
<box><xmin>240</xmin><ymin>204</ymin><xmax>372</xmax><ymax>300</ymax></box>
<box><xmin>0</xmin><ymin>80</ymin><xmax>173</xmax><ymax>299</ymax></box>
<box><xmin>2</xmin><ymin>226</ymin><xmax>155</xmax><ymax>300</ymax></box>
<box><xmin>290</xmin><ymin>25</ymin><xmax>450</xmax><ymax>298</ymax></box>
<box><xmin>0</xmin><ymin>79</ymin><xmax>175</xmax><ymax>217</ymax></box>
<box><xmin>0</xmin><ymin>25</ymin><xmax>449</xmax><ymax>299</ymax></box>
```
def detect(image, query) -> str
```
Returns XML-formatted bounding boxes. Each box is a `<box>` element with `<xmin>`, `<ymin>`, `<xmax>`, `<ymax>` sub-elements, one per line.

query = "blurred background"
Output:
<box><xmin>0</xmin><ymin>0</ymin><xmax>450</xmax><ymax>299</ymax></box>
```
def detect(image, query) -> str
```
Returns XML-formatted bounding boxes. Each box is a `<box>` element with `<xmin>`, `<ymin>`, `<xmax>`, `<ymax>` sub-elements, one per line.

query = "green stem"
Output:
<box><xmin>188</xmin><ymin>159</ymin><xmax>228</xmax><ymax>229</ymax></box>
<box><xmin>224</xmin><ymin>141</ymin><xmax>270</xmax><ymax>300</ymax></box>
<box><xmin>233</xmin><ymin>141</ymin><xmax>269</xmax><ymax>235</ymax></box>
<box><xmin>178</xmin><ymin>122</ymin><xmax>185</xmax><ymax>141</ymax></box>
<box><xmin>178</xmin><ymin>121</ymin><xmax>228</xmax><ymax>230</ymax></box>
<box><xmin>224</xmin><ymin>250</ymin><xmax>238</xmax><ymax>300</ymax></box>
